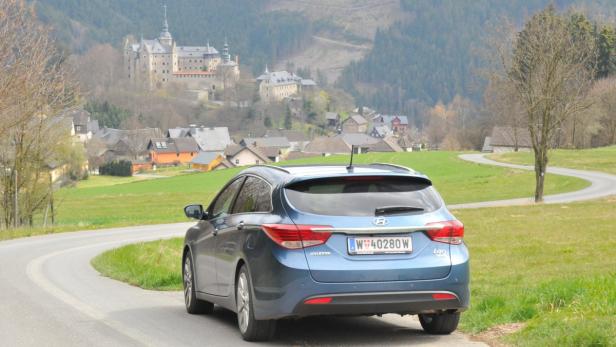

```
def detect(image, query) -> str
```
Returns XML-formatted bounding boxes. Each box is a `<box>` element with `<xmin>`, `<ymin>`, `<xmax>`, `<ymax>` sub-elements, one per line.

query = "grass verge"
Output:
<box><xmin>1</xmin><ymin>151</ymin><xmax>588</xmax><ymax>241</ymax></box>
<box><xmin>91</xmin><ymin>238</ymin><xmax>183</xmax><ymax>291</ymax></box>
<box><xmin>92</xmin><ymin>197</ymin><xmax>616</xmax><ymax>345</ymax></box>
<box><xmin>489</xmin><ymin>145</ymin><xmax>616</xmax><ymax>175</ymax></box>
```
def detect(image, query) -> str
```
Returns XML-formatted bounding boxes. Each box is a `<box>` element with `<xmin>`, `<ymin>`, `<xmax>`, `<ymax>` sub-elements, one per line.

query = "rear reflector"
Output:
<box><xmin>304</xmin><ymin>297</ymin><xmax>332</xmax><ymax>305</ymax></box>
<box><xmin>432</xmin><ymin>293</ymin><xmax>457</xmax><ymax>301</ymax></box>
<box><xmin>261</xmin><ymin>224</ymin><xmax>332</xmax><ymax>249</ymax></box>
<box><xmin>425</xmin><ymin>220</ymin><xmax>464</xmax><ymax>245</ymax></box>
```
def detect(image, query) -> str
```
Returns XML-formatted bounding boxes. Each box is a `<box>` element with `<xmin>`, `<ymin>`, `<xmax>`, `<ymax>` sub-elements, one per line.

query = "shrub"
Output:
<box><xmin>99</xmin><ymin>160</ymin><xmax>133</xmax><ymax>177</ymax></box>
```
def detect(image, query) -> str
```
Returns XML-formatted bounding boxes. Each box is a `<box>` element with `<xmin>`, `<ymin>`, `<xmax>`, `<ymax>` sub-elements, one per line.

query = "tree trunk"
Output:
<box><xmin>533</xmin><ymin>148</ymin><xmax>548</xmax><ymax>202</ymax></box>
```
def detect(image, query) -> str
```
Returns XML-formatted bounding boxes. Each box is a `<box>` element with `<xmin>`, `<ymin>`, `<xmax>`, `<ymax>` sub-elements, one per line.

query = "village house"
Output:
<box><xmin>64</xmin><ymin>109</ymin><xmax>99</xmax><ymax>143</ymax></box>
<box><xmin>224</xmin><ymin>144</ymin><xmax>270</xmax><ymax>166</ymax></box>
<box><xmin>368</xmin><ymin>137</ymin><xmax>404</xmax><ymax>153</ymax></box>
<box><xmin>372</xmin><ymin>114</ymin><xmax>409</xmax><ymax>134</ymax></box>
<box><xmin>325</xmin><ymin>112</ymin><xmax>340</xmax><ymax>128</ymax></box>
<box><xmin>341</xmin><ymin>114</ymin><xmax>368</xmax><ymax>133</ymax></box>
<box><xmin>303</xmin><ymin>136</ymin><xmax>352</xmax><ymax>156</ymax></box>
<box><xmin>191</xmin><ymin>151</ymin><xmax>233</xmax><ymax>172</ymax></box>
<box><xmin>147</xmin><ymin>137</ymin><xmax>200</xmax><ymax>166</ymax></box>
<box><xmin>338</xmin><ymin>133</ymin><xmax>380</xmax><ymax>153</ymax></box>
<box><xmin>370</xmin><ymin>125</ymin><xmax>393</xmax><ymax>138</ymax></box>
<box><xmin>264</xmin><ymin>129</ymin><xmax>310</xmax><ymax>151</ymax></box>
<box><xmin>93</xmin><ymin>127</ymin><xmax>163</xmax><ymax>164</ymax></box>
<box><xmin>483</xmin><ymin>126</ymin><xmax>532</xmax><ymax>153</ymax></box>
<box><xmin>167</xmin><ymin>125</ymin><xmax>232</xmax><ymax>152</ymax></box>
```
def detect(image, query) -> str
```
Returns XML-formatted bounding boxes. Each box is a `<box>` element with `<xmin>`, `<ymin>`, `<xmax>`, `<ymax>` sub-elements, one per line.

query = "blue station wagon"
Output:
<box><xmin>182</xmin><ymin>164</ymin><xmax>469</xmax><ymax>341</ymax></box>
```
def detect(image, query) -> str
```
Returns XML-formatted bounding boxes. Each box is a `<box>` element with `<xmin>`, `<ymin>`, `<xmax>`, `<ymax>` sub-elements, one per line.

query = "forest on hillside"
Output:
<box><xmin>37</xmin><ymin>0</ymin><xmax>616</xmax><ymax>124</ymax></box>
<box><xmin>337</xmin><ymin>0</ymin><xmax>616</xmax><ymax>114</ymax></box>
<box><xmin>36</xmin><ymin>0</ymin><xmax>312</xmax><ymax>74</ymax></box>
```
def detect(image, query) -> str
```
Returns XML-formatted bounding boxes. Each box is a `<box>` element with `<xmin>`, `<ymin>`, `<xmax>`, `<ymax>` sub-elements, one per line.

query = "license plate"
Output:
<box><xmin>347</xmin><ymin>236</ymin><xmax>412</xmax><ymax>255</ymax></box>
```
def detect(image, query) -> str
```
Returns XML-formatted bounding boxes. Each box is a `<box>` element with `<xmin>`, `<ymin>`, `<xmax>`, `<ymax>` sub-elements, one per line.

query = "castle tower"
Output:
<box><xmin>159</xmin><ymin>4</ymin><xmax>173</xmax><ymax>46</ymax></box>
<box><xmin>222</xmin><ymin>37</ymin><xmax>231</xmax><ymax>63</ymax></box>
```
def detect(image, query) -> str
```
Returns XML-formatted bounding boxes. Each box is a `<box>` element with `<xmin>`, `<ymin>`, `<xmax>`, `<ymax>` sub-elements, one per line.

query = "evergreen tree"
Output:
<box><xmin>596</xmin><ymin>26</ymin><xmax>616</xmax><ymax>79</ymax></box>
<box><xmin>284</xmin><ymin>106</ymin><xmax>292</xmax><ymax>130</ymax></box>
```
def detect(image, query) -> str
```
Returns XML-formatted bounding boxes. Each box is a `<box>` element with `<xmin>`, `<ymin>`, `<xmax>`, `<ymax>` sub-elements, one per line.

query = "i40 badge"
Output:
<box><xmin>373</xmin><ymin>217</ymin><xmax>389</xmax><ymax>226</ymax></box>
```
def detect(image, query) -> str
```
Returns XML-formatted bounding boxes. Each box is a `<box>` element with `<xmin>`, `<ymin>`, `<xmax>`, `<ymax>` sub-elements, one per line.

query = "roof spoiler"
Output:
<box><xmin>284</xmin><ymin>174</ymin><xmax>432</xmax><ymax>189</ymax></box>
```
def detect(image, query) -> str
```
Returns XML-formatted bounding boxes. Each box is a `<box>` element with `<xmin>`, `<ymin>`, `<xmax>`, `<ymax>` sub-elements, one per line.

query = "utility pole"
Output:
<box><xmin>14</xmin><ymin>169</ymin><xmax>18</xmax><ymax>228</ymax></box>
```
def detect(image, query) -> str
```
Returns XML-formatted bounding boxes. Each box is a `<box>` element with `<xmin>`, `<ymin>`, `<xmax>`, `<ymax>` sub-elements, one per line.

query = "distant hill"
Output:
<box><xmin>36</xmin><ymin>0</ymin><xmax>312</xmax><ymax>74</ymax></box>
<box><xmin>337</xmin><ymin>0</ymin><xmax>616</xmax><ymax>113</ymax></box>
<box><xmin>37</xmin><ymin>0</ymin><xmax>616</xmax><ymax>109</ymax></box>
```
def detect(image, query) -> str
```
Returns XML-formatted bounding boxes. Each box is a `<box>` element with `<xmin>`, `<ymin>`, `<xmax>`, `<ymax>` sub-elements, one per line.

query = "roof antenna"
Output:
<box><xmin>347</xmin><ymin>145</ymin><xmax>356</xmax><ymax>171</ymax></box>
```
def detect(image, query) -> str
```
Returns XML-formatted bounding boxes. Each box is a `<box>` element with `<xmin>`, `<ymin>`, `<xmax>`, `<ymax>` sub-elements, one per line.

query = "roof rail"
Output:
<box><xmin>257</xmin><ymin>164</ymin><xmax>290</xmax><ymax>174</ymax></box>
<box><xmin>369</xmin><ymin>162</ymin><xmax>412</xmax><ymax>172</ymax></box>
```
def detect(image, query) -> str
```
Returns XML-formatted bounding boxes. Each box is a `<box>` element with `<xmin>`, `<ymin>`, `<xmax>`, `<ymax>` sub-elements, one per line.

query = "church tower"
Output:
<box><xmin>159</xmin><ymin>4</ymin><xmax>173</xmax><ymax>46</ymax></box>
<box><xmin>222</xmin><ymin>37</ymin><xmax>231</xmax><ymax>64</ymax></box>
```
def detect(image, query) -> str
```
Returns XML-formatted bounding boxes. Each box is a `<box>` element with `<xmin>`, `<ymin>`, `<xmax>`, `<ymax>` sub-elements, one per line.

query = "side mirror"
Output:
<box><xmin>184</xmin><ymin>204</ymin><xmax>206</xmax><ymax>220</ymax></box>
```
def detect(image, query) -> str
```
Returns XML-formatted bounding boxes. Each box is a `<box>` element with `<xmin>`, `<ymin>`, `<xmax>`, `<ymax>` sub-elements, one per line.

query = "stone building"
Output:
<box><xmin>123</xmin><ymin>5</ymin><xmax>239</xmax><ymax>91</ymax></box>
<box><xmin>256</xmin><ymin>66</ymin><xmax>316</xmax><ymax>102</ymax></box>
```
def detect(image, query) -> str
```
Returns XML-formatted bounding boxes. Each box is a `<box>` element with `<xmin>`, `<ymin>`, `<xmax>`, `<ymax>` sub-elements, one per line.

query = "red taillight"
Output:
<box><xmin>261</xmin><ymin>224</ymin><xmax>332</xmax><ymax>249</ymax></box>
<box><xmin>432</xmin><ymin>293</ymin><xmax>456</xmax><ymax>301</ymax></box>
<box><xmin>304</xmin><ymin>297</ymin><xmax>332</xmax><ymax>305</ymax></box>
<box><xmin>425</xmin><ymin>220</ymin><xmax>464</xmax><ymax>245</ymax></box>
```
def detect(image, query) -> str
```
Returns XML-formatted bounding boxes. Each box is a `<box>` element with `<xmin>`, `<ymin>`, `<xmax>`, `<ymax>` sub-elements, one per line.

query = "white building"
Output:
<box><xmin>256</xmin><ymin>66</ymin><xmax>316</xmax><ymax>102</ymax></box>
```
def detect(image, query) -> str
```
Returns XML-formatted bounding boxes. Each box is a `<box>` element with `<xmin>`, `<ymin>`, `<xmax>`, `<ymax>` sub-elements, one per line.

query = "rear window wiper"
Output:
<box><xmin>375</xmin><ymin>206</ymin><xmax>424</xmax><ymax>215</ymax></box>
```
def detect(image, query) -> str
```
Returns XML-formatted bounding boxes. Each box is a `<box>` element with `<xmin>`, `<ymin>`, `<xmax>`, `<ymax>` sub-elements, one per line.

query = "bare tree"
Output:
<box><xmin>494</xmin><ymin>7</ymin><xmax>595</xmax><ymax>202</ymax></box>
<box><xmin>589</xmin><ymin>77</ymin><xmax>616</xmax><ymax>146</ymax></box>
<box><xmin>483</xmin><ymin>76</ymin><xmax>527</xmax><ymax>151</ymax></box>
<box><xmin>0</xmin><ymin>0</ymin><xmax>77</xmax><ymax>228</ymax></box>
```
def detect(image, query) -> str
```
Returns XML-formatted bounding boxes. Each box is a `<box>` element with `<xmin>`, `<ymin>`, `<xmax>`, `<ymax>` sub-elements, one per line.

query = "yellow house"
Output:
<box><xmin>191</xmin><ymin>152</ymin><xmax>233</xmax><ymax>172</ymax></box>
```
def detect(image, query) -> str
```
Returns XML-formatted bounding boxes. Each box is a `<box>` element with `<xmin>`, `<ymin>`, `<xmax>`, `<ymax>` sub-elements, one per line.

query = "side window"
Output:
<box><xmin>210</xmin><ymin>178</ymin><xmax>244</xmax><ymax>219</ymax></box>
<box><xmin>232</xmin><ymin>177</ymin><xmax>272</xmax><ymax>214</ymax></box>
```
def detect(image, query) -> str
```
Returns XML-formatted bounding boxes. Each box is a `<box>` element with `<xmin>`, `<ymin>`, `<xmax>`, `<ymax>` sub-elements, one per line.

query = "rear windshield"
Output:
<box><xmin>284</xmin><ymin>176</ymin><xmax>442</xmax><ymax>216</ymax></box>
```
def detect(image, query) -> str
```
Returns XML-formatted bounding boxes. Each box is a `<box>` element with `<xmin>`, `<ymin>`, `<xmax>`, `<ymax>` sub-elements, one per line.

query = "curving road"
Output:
<box><xmin>450</xmin><ymin>154</ymin><xmax>616</xmax><ymax>209</ymax></box>
<box><xmin>2</xmin><ymin>154</ymin><xmax>615</xmax><ymax>346</ymax></box>
<box><xmin>0</xmin><ymin>223</ymin><xmax>483</xmax><ymax>347</ymax></box>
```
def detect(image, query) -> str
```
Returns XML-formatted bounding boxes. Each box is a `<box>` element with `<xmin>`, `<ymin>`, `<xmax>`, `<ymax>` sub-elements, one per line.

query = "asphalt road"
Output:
<box><xmin>3</xmin><ymin>154</ymin><xmax>614</xmax><ymax>347</ymax></box>
<box><xmin>0</xmin><ymin>223</ymin><xmax>484</xmax><ymax>347</ymax></box>
<box><xmin>451</xmin><ymin>154</ymin><xmax>616</xmax><ymax>209</ymax></box>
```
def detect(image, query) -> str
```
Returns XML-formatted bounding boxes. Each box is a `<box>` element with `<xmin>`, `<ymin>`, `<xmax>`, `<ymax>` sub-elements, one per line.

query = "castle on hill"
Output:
<box><xmin>123</xmin><ymin>5</ymin><xmax>240</xmax><ymax>92</ymax></box>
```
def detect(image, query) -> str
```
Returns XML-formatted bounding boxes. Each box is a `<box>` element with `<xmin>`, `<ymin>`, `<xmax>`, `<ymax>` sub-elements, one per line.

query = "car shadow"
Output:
<box><xmin>109</xmin><ymin>305</ymin><xmax>466</xmax><ymax>346</ymax></box>
<box><xmin>202</xmin><ymin>307</ymin><xmax>451</xmax><ymax>346</ymax></box>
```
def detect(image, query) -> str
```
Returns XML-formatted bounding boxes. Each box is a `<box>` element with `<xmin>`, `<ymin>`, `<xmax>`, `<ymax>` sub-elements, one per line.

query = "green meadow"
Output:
<box><xmin>50</xmin><ymin>151</ymin><xmax>586</xmax><ymax>233</ymax></box>
<box><xmin>490</xmin><ymin>146</ymin><xmax>616</xmax><ymax>174</ymax></box>
<box><xmin>93</xmin><ymin>197</ymin><xmax>616</xmax><ymax>346</ymax></box>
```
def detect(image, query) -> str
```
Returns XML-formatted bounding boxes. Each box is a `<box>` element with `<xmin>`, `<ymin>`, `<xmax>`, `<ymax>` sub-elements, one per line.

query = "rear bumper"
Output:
<box><xmin>251</xmin><ymin>257</ymin><xmax>469</xmax><ymax>320</ymax></box>
<box><xmin>294</xmin><ymin>291</ymin><xmax>464</xmax><ymax>317</ymax></box>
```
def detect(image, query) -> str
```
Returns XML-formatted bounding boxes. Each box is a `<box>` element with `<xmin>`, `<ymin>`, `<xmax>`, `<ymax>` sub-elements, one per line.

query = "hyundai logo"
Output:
<box><xmin>373</xmin><ymin>217</ymin><xmax>389</xmax><ymax>226</ymax></box>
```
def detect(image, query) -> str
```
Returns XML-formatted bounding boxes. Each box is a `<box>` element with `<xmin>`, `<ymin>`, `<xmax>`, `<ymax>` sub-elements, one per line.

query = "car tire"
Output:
<box><xmin>236</xmin><ymin>265</ymin><xmax>276</xmax><ymax>341</ymax></box>
<box><xmin>418</xmin><ymin>312</ymin><xmax>460</xmax><ymax>335</ymax></box>
<box><xmin>183</xmin><ymin>251</ymin><xmax>214</xmax><ymax>314</ymax></box>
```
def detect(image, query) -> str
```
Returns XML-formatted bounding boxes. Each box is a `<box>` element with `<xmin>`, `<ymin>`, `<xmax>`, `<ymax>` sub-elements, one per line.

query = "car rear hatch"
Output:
<box><xmin>281</xmin><ymin>175</ymin><xmax>454</xmax><ymax>283</ymax></box>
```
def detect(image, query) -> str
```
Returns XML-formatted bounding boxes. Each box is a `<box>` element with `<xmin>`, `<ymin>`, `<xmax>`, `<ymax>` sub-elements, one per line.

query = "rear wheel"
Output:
<box><xmin>183</xmin><ymin>251</ymin><xmax>214</xmax><ymax>314</ymax></box>
<box><xmin>236</xmin><ymin>265</ymin><xmax>276</xmax><ymax>341</ymax></box>
<box><xmin>418</xmin><ymin>312</ymin><xmax>460</xmax><ymax>335</ymax></box>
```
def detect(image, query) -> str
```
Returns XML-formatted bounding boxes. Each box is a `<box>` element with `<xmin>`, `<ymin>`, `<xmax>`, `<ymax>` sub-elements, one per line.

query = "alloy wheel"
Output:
<box><xmin>183</xmin><ymin>257</ymin><xmax>193</xmax><ymax>307</ymax></box>
<box><xmin>236</xmin><ymin>273</ymin><xmax>250</xmax><ymax>333</ymax></box>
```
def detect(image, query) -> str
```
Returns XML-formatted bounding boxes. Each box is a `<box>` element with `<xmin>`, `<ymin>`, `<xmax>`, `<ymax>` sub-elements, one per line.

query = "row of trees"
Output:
<box><xmin>0</xmin><ymin>0</ymin><xmax>78</xmax><ymax>229</ymax></box>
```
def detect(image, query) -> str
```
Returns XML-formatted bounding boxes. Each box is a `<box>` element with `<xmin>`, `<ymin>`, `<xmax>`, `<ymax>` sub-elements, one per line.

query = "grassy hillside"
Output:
<box><xmin>92</xmin><ymin>197</ymin><xmax>616</xmax><ymax>345</ymax></box>
<box><xmin>0</xmin><ymin>151</ymin><xmax>587</xmax><ymax>241</ymax></box>
<box><xmin>490</xmin><ymin>146</ymin><xmax>616</xmax><ymax>175</ymax></box>
<box><xmin>53</xmin><ymin>152</ymin><xmax>586</xmax><ymax>231</ymax></box>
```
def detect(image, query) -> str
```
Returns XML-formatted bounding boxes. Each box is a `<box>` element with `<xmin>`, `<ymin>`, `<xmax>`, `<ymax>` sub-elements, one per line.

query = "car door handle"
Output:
<box><xmin>237</xmin><ymin>221</ymin><xmax>245</xmax><ymax>230</ymax></box>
